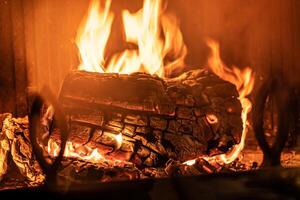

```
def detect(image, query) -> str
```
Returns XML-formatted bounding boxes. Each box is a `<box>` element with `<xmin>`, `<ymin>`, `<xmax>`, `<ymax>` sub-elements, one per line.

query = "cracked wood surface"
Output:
<box><xmin>57</xmin><ymin>69</ymin><xmax>243</xmax><ymax>167</ymax></box>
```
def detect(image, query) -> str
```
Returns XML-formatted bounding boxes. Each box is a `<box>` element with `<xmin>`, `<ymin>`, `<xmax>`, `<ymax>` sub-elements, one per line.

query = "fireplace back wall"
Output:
<box><xmin>0</xmin><ymin>0</ymin><xmax>299</xmax><ymax>116</ymax></box>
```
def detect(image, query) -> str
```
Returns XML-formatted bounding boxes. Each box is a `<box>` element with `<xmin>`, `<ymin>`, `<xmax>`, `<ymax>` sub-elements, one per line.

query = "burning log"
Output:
<box><xmin>51</xmin><ymin>69</ymin><xmax>243</xmax><ymax>168</ymax></box>
<box><xmin>0</xmin><ymin>69</ymin><xmax>243</xmax><ymax>185</ymax></box>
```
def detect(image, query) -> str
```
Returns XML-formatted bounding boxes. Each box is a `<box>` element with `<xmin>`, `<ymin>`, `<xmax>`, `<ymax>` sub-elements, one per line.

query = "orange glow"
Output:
<box><xmin>183</xmin><ymin>40</ymin><xmax>254</xmax><ymax>166</ymax></box>
<box><xmin>206</xmin><ymin>39</ymin><xmax>255</xmax><ymax>164</ymax></box>
<box><xmin>206</xmin><ymin>114</ymin><xmax>218</xmax><ymax>124</ymax></box>
<box><xmin>47</xmin><ymin>133</ymin><xmax>124</xmax><ymax>164</ymax></box>
<box><xmin>48</xmin><ymin>139</ymin><xmax>104</xmax><ymax>163</ymax></box>
<box><xmin>183</xmin><ymin>159</ymin><xmax>196</xmax><ymax>166</ymax></box>
<box><xmin>76</xmin><ymin>0</ymin><xmax>187</xmax><ymax>77</ymax></box>
<box><xmin>114</xmin><ymin>133</ymin><xmax>123</xmax><ymax>150</ymax></box>
<box><xmin>74</xmin><ymin>0</ymin><xmax>254</xmax><ymax>167</ymax></box>
<box><xmin>119</xmin><ymin>0</ymin><xmax>164</xmax><ymax>76</ymax></box>
<box><xmin>76</xmin><ymin>0</ymin><xmax>114</xmax><ymax>72</ymax></box>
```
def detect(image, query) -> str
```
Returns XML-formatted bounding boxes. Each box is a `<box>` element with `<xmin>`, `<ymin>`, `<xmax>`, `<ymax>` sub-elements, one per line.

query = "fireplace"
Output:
<box><xmin>0</xmin><ymin>0</ymin><xmax>300</xmax><ymax>199</ymax></box>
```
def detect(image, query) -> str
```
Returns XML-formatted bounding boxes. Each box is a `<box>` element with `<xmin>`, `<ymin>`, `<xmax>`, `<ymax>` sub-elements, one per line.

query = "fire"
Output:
<box><xmin>48</xmin><ymin>139</ymin><xmax>105</xmax><ymax>163</ymax></box>
<box><xmin>76</xmin><ymin>0</ymin><xmax>114</xmax><ymax>72</ymax></box>
<box><xmin>74</xmin><ymin>0</ymin><xmax>254</xmax><ymax>166</ymax></box>
<box><xmin>205</xmin><ymin>39</ymin><xmax>255</xmax><ymax>164</ymax></box>
<box><xmin>115</xmin><ymin>0</ymin><xmax>165</xmax><ymax>76</ymax></box>
<box><xmin>183</xmin><ymin>159</ymin><xmax>196</xmax><ymax>166</ymax></box>
<box><xmin>182</xmin><ymin>40</ymin><xmax>254</xmax><ymax>166</ymax></box>
<box><xmin>47</xmin><ymin>132</ymin><xmax>124</xmax><ymax>164</ymax></box>
<box><xmin>76</xmin><ymin>0</ymin><xmax>187</xmax><ymax>77</ymax></box>
<box><xmin>114</xmin><ymin>133</ymin><xmax>123</xmax><ymax>151</ymax></box>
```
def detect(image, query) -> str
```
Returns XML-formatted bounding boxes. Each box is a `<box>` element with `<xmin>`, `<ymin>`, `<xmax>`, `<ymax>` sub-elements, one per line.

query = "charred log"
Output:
<box><xmin>56</xmin><ymin>69</ymin><xmax>243</xmax><ymax>168</ymax></box>
<box><xmin>0</xmin><ymin>69</ymin><xmax>243</xmax><ymax>185</ymax></box>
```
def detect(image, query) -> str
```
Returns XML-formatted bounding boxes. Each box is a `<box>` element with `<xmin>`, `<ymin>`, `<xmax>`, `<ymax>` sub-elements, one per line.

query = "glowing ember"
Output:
<box><xmin>206</xmin><ymin>114</ymin><xmax>218</xmax><ymax>124</ymax></box>
<box><xmin>76</xmin><ymin>0</ymin><xmax>187</xmax><ymax>77</ymax></box>
<box><xmin>47</xmin><ymin>138</ymin><xmax>105</xmax><ymax>163</ymax></box>
<box><xmin>183</xmin><ymin>159</ymin><xmax>196</xmax><ymax>166</ymax></box>
<box><xmin>114</xmin><ymin>133</ymin><xmax>123</xmax><ymax>151</ymax></box>
<box><xmin>47</xmin><ymin>138</ymin><xmax>128</xmax><ymax>165</ymax></box>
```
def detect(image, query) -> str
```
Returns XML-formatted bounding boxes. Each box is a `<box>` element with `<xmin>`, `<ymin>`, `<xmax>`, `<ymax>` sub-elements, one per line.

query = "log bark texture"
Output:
<box><xmin>57</xmin><ymin>69</ymin><xmax>243</xmax><ymax>168</ymax></box>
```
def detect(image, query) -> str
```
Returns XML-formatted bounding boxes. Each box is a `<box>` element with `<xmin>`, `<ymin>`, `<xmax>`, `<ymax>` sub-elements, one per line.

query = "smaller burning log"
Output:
<box><xmin>51</xmin><ymin>69</ymin><xmax>243</xmax><ymax>168</ymax></box>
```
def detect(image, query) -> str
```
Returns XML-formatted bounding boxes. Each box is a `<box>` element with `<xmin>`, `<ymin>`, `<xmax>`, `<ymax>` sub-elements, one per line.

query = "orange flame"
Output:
<box><xmin>183</xmin><ymin>159</ymin><xmax>196</xmax><ymax>166</ymax></box>
<box><xmin>119</xmin><ymin>0</ymin><xmax>164</xmax><ymax>76</ymax></box>
<box><xmin>183</xmin><ymin>40</ymin><xmax>254</xmax><ymax>166</ymax></box>
<box><xmin>76</xmin><ymin>0</ymin><xmax>187</xmax><ymax>77</ymax></box>
<box><xmin>73</xmin><ymin>0</ymin><xmax>254</xmax><ymax>166</ymax></box>
<box><xmin>76</xmin><ymin>0</ymin><xmax>114</xmax><ymax>72</ymax></box>
<box><xmin>206</xmin><ymin>39</ymin><xmax>255</xmax><ymax>164</ymax></box>
<box><xmin>114</xmin><ymin>133</ymin><xmax>123</xmax><ymax>150</ymax></box>
<box><xmin>47</xmin><ymin>132</ymin><xmax>124</xmax><ymax>164</ymax></box>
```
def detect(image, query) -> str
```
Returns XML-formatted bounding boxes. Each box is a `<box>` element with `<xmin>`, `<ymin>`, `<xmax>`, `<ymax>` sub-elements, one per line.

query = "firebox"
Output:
<box><xmin>0</xmin><ymin>0</ymin><xmax>300</xmax><ymax>199</ymax></box>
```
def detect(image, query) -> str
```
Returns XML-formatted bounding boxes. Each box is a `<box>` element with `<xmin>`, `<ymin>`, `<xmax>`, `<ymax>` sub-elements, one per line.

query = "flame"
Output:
<box><xmin>48</xmin><ymin>139</ymin><xmax>104</xmax><ymax>163</ymax></box>
<box><xmin>114</xmin><ymin>133</ymin><xmax>123</xmax><ymax>150</ymax></box>
<box><xmin>47</xmin><ymin>132</ymin><xmax>123</xmax><ymax>164</ymax></box>
<box><xmin>206</xmin><ymin>39</ymin><xmax>255</xmax><ymax>164</ymax></box>
<box><xmin>183</xmin><ymin>159</ymin><xmax>196</xmax><ymax>166</ymax></box>
<box><xmin>76</xmin><ymin>0</ymin><xmax>187</xmax><ymax>77</ymax></box>
<box><xmin>119</xmin><ymin>0</ymin><xmax>164</xmax><ymax>76</ymax></box>
<box><xmin>74</xmin><ymin>0</ymin><xmax>254</xmax><ymax>166</ymax></box>
<box><xmin>76</xmin><ymin>0</ymin><xmax>114</xmax><ymax>72</ymax></box>
<box><xmin>182</xmin><ymin>40</ymin><xmax>254</xmax><ymax>166</ymax></box>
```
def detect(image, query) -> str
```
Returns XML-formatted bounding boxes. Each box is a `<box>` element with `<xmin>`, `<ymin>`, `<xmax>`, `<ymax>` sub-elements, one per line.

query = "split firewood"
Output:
<box><xmin>52</xmin><ymin>69</ymin><xmax>242</xmax><ymax>168</ymax></box>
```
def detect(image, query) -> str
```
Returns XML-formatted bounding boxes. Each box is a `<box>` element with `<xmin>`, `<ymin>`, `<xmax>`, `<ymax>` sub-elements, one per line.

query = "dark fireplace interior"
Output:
<box><xmin>0</xmin><ymin>0</ymin><xmax>300</xmax><ymax>199</ymax></box>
